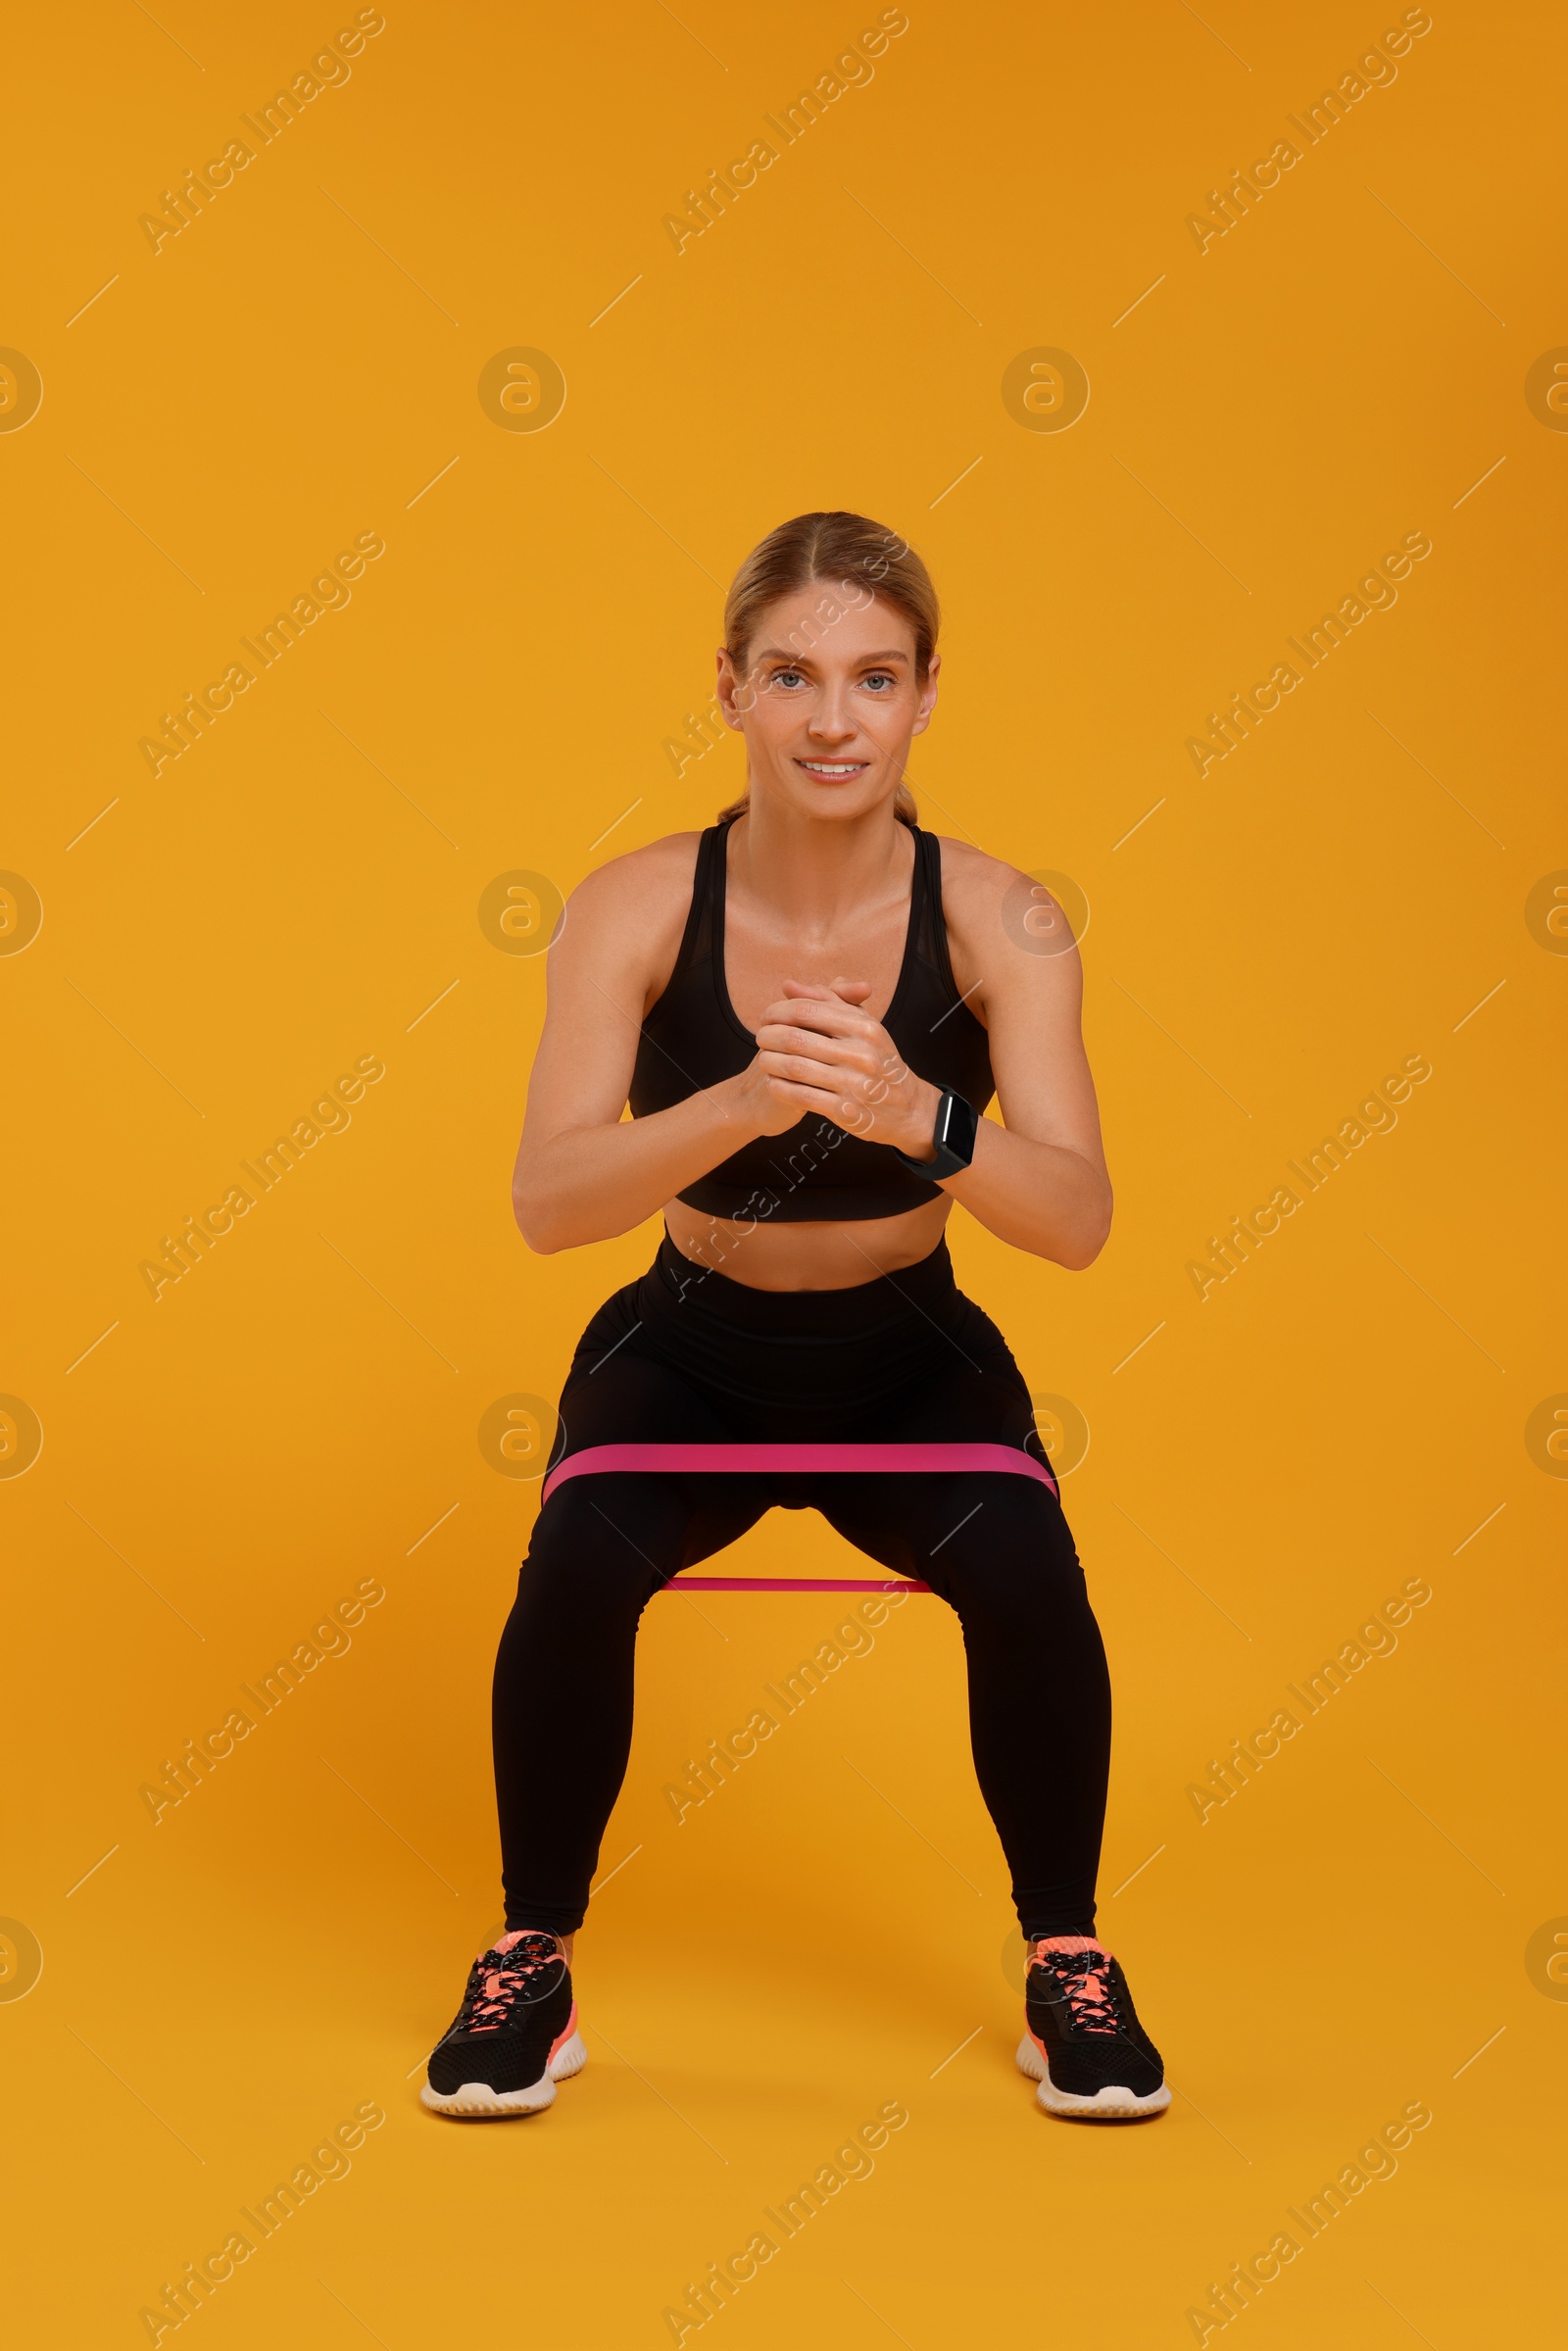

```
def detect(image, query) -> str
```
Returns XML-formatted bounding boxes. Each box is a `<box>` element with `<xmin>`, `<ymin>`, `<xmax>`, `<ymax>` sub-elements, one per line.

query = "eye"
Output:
<box><xmin>768</xmin><ymin>665</ymin><xmax>807</xmax><ymax>690</ymax></box>
<box><xmin>860</xmin><ymin>670</ymin><xmax>896</xmax><ymax>692</ymax></box>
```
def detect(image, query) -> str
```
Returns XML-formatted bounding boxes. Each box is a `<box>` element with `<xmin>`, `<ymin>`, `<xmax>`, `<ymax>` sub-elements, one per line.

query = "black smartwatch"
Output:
<box><xmin>895</xmin><ymin>1089</ymin><xmax>979</xmax><ymax>1181</ymax></box>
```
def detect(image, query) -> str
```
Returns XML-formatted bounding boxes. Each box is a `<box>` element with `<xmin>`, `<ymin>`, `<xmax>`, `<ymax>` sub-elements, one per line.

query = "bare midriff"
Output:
<box><xmin>662</xmin><ymin>1193</ymin><xmax>953</xmax><ymax>1292</ymax></box>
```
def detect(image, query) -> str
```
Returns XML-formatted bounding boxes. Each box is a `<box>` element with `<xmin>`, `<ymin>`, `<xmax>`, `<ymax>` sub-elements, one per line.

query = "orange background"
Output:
<box><xmin>5</xmin><ymin>1</ymin><xmax>1564</xmax><ymax>2342</ymax></box>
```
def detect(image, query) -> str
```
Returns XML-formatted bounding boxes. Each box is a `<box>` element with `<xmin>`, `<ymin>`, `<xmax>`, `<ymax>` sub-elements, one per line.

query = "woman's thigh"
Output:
<box><xmin>808</xmin><ymin>1291</ymin><xmax>1080</xmax><ymax>1608</ymax></box>
<box><xmin>536</xmin><ymin>1270</ymin><xmax>1057</xmax><ymax>1593</ymax></box>
<box><xmin>842</xmin><ymin>1291</ymin><xmax>1045</xmax><ymax>1452</ymax></box>
<box><xmin>811</xmin><ymin>1469</ymin><xmax>1082</xmax><ymax>1617</ymax></box>
<box><xmin>533</xmin><ymin>1326</ymin><xmax>771</xmax><ymax>1592</ymax></box>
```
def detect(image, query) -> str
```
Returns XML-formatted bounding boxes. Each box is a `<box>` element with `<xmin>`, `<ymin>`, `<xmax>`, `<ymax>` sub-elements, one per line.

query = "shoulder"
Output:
<box><xmin>934</xmin><ymin>834</ymin><xmax>1075</xmax><ymax>944</ymax></box>
<box><xmin>930</xmin><ymin>832</ymin><xmax>1019</xmax><ymax>915</ymax></box>
<box><xmin>554</xmin><ymin>831</ymin><xmax>705</xmax><ymax>993</ymax></box>
<box><xmin>564</xmin><ymin>830</ymin><xmax>703</xmax><ymax>943</ymax></box>
<box><xmin>930</xmin><ymin>832</ymin><xmax>1083</xmax><ymax>994</ymax></box>
<box><xmin>567</xmin><ymin>829</ymin><xmax>704</xmax><ymax>918</ymax></box>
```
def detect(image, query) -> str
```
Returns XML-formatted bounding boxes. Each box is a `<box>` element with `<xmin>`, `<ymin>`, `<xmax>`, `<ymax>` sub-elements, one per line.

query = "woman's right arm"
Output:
<box><xmin>512</xmin><ymin>840</ymin><xmax>793</xmax><ymax>1253</ymax></box>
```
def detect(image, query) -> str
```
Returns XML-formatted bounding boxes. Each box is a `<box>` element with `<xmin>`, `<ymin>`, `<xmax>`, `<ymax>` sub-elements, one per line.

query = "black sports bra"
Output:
<box><xmin>628</xmin><ymin>818</ymin><xmax>995</xmax><ymax>1222</ymax></box>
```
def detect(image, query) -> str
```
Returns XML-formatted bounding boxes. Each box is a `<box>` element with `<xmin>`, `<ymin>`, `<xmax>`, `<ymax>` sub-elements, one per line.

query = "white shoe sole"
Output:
<box><xmin>421</xmin><ymin>2029</ymin><xmax>588</xmax><ymax>2119</ymax></box>
<box><xmin>1015</xmin><ymin>2032</ymin><xmax>1171</xmax><ymax>2121</ymax></box>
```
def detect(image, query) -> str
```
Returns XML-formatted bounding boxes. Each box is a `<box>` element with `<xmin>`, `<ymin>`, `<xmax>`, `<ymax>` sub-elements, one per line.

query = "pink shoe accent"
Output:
<box><xmin>1029</xmin><ymin>1936</ymin><xmax>1119</xmax><ymax>2034</ymax></box>
<box><xmin>548</xmin><ymin>2002</ymin><xmax>578</xmax><ymax>2064</ymax></box>
<box><xmin>466</xmin><ymin>1930</ymin><xmax>565</xmax><ymax>2033</ymax></box>
<box><xmin>542</xmin><ymin>1442</ymin><xmax>1059</xmax><ymax>1506</ymax></box>
<box><xmin>484</xmin><ymin>1928</ymin><xmax>564</xmax><ymax>1960</ymax></box>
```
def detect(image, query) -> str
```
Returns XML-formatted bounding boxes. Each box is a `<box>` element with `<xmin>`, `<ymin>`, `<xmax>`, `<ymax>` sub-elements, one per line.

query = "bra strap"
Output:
<box><xmin>659</xmin><ymin>822</ymin><xmax>724</xmax><ymax>995</ymax></box>
<box><xmin>913</xmin><ymin>824</ymin><xmax>960</xmax><ymax>995</ymax></box>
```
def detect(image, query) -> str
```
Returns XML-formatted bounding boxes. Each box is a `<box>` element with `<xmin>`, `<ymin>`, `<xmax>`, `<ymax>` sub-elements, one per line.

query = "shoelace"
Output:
<box><xmin>463</xmin><ymin>1932</ymin><xmax>564</xmax><ymax>2033</ymax></box>
<box><xmin>1031</xmin><ymin>1944</ymin><xmax>1123</xmax><ymax>2036</ymax></box>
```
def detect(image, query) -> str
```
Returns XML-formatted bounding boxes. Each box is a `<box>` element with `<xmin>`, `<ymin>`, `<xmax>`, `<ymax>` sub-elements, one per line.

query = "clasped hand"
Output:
<box><xmin>742</xmin><ymin>979</ymin><xmax>941</xmax><ymax>1159</ymax></box>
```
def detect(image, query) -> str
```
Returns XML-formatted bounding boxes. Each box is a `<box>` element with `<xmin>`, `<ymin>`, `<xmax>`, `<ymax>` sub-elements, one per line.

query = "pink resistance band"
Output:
<box><xmin>538</xmin><ymin>1443</ymin><xmax>1059</xmax><ymax>1594</ymax></box>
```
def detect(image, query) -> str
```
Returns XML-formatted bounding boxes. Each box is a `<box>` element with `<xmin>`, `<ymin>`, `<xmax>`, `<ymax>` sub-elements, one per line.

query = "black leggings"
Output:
<box><xmin>492</xmin><ymin>1238</ymin><xmax>1111</xmax><ymax>1939</ymax></box>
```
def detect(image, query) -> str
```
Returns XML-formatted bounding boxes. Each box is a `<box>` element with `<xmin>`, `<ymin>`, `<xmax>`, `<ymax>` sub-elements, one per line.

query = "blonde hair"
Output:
<box><xmin>717</xmin><ymin>511</ymin><xmax>937</xmax><ymax>829</ymax></box>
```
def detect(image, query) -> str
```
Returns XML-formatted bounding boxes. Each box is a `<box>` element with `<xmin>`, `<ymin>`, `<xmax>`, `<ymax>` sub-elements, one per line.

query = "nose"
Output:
<box><xmin>808</xmin><ymin>685</ymin><xmax>858</xmax><ymax>745</ymax></box>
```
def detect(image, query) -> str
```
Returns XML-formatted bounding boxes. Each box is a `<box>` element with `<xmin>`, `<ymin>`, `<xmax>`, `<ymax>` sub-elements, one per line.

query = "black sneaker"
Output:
<box><xmin>421</xmin><ymin>1930</ymin><xmax>585</xmax><ymax>2119</ymax></box>
<box><xmin>1016</xmin><ymin>1935</ymin><xmax>1170</xmax><ymax>2121</ymax></box>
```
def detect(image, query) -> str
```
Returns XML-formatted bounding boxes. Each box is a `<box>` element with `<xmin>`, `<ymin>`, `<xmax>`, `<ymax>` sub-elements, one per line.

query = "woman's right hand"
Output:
<box><xmin>722</xmin><ymin>1056</ymin><xmax>808</xmax><ymax>1138</ymax></box>
<box><xmin>723</xmin><ymin>976</ymin><xmax>878</xmax><ymax>1140</ymax></box>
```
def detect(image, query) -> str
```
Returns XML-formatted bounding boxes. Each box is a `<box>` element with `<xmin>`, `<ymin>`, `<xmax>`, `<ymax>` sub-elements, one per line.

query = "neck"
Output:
<box><xmin>728</xmin><ymin>793</ymin><xmax>912</xmax><ymax>931</ymax></box>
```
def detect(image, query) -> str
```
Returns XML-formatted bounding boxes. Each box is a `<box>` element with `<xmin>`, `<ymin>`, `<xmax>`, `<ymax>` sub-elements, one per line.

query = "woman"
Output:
<box><xmin>423</xmin><ymin>512</ymin><xmax>1168</xmax><ymax>2124</ymax></box>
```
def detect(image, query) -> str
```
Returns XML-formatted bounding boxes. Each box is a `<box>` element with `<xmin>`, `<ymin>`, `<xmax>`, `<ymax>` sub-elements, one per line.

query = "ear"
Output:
<box><xmin>910</xmin><ymin>652</ymin><xmax>940</xmax><ymax>738</ymax></box>
<box><xmin>715</xmin><ymin>646</ymin><xmax>752</xmax><ymax>728</ymax></box>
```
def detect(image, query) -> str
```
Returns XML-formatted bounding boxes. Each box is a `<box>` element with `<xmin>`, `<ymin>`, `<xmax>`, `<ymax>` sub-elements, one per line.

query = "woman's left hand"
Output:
<box><xmin>753</xmin><ymin>979</ymin><xmax>944</xmax><ymax>1159</ymax></box>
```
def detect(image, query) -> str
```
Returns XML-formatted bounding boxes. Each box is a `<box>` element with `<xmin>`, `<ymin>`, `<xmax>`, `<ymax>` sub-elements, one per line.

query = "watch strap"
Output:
<box><xmin>894</xmin><ymin>1089</ymin><xmax>978</xmax><ymax>1181</ymax></box>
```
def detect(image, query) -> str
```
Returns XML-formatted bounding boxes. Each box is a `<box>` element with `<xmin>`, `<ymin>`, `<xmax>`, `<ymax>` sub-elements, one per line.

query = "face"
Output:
<box><xmin>716</xmin><ymin>580</ymin><xmax>938</xmax><ymax>821</ymax></box>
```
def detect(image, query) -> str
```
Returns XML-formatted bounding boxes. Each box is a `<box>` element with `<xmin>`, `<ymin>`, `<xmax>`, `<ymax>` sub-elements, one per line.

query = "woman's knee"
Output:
<box><xmin>932</xmin><ymin>1484</ymin><xmax>1088</xmax><ymax>1615</ymax></box>
<box><xmin>518</xmin><ymin>1480</ymin><xmax>673</xmax><ymax>1609</ymax></box>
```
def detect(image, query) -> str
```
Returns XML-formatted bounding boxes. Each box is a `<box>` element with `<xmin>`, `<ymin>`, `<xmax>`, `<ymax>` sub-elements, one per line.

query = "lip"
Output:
<box><xmin>794</xmin><ymin>758</ymin><xmax>869</xmax><ymax>777</ymax></box>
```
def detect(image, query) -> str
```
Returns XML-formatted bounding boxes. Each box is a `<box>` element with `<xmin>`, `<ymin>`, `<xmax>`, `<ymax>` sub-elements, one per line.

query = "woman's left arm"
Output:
<box><xmin>753</xmin><ymin>853</ymin><xmax>1112</xmax><ymax>1271</ymax></box>
<box><xmin>932</xmin><ymin>859</ymin><xmax>1111</xmax><ymax>1266</ymax></box>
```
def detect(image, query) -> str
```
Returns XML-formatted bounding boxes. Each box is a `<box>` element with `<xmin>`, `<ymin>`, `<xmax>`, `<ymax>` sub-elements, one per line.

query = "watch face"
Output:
<box><xmin>939</xmin><ymin>1091</ymin><xmax>979</xmax><ymax>1165</ymax></box>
